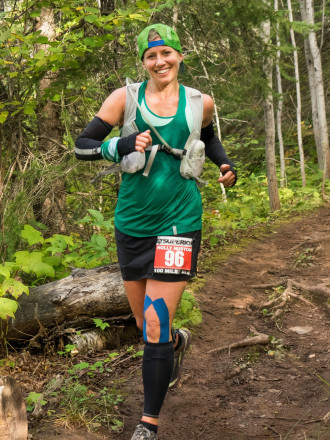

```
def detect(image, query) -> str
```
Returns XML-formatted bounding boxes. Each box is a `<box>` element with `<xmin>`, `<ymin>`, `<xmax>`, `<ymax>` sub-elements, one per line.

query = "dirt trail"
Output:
<box><xmin>123</xmin><ymin>207</ymin><xmax>330</xmax><ymax>440</ymax></box>
<box><xmin>10</xmin><ymin>207</ymin><xmax>330</xmax><ymax>439</ymax></box>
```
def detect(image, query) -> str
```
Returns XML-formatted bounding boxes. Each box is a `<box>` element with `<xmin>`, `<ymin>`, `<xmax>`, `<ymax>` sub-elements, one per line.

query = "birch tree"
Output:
<box><xmin>287</xmin><ymin>0</ymin><xmax>306</xmax><ymax>186</ymax></box>
<box><xmin>261</xmin><ymin>7</ymin><xmax>281</xmax><ymax>211</ymax></box>
<box><xmin>274</xmin><ymin>0</ymin><xmax>286</xmax><ymax>187</ymax></box>
<box><xmin>300</xmin><ymin>0</ymin><xmax>330</xmax><ymax>178</ymax></box>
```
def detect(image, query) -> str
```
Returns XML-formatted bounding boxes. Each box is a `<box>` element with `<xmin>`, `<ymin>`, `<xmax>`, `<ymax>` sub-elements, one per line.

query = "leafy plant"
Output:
<box><xmin>54</xmin><ymin>379</ymin><xmax>123</xmax><ymax>431</ymax></box>
<box><xmin>292</xmin><ymin>248</ymin><xmax>315</xmax><ymax>268</ymax></box>
<box><xmin>173</xmin><ymin>291</ymin><xmax>202</xmax><ymax>329</ymax></box>
<box><xmin>93</xmin><ymin>318</ymin><xmax>110</xmax><ymax>331</ymax></box>
<box><xmin>25</xmin><ymin>392</ymin><xmax>47</xmax><ymax>412</ymax></box>
<box><xmin>57</xmin><ymin>344</ymin><xmax>77</xmax><ymax>357</ymax></box>
<box><xmin>125</xmin><ymin>345</ymin><xmax>144</xmax><ymax>358</ymax></box>
<box><xmin>0</xmin><ymin>211</ymin><xmax>116</xmax><ymax>337</ymax></box>
<box><xmin>267</xmin><ymin>336</ymin><xmax>288</xmax><ymax>359</ymax></box>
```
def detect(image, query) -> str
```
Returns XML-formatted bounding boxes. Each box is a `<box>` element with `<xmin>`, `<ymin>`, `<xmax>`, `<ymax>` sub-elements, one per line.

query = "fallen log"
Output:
<box><xmin>0</xmin><ymin>376</ymin><xmax>28</xmax><ymax>440</ymax></box>
<box><xmin>6</xmin><ymin>264</ymin><xmax>131</xmax><ymax>343</ymax></box>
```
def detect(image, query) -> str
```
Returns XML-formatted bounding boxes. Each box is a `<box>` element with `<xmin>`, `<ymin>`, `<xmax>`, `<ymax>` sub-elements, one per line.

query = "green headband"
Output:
<box><xmin>137</xmin><ymin>23</ymin><xmax>182</xmax><ymax>60</ymax></box>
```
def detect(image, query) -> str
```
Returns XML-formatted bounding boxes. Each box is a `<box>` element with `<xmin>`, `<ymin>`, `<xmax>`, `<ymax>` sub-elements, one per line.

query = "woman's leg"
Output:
<box><xmin>124</xmin><ymin>279</ymin><xmax>147</xmax><ymax>330</ymax></box>
<box><xmin>143</xmin><ymin>279</ymin><xmax>187</xmax><ymax>342</ymax></box>
<box><xmin>141</xmin><ymin>279</ymin><xmax>187</xmax><ymax>426</ymax></box>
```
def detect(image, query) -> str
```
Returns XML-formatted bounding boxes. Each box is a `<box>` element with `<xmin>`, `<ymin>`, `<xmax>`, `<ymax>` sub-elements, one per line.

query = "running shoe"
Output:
<box><xmin>169</xmin><ymin>328</ymin><xmax>191</xmax><ymax>389</ymax></box>
<box><xmin>131</xmin><ymin>424</ymin><xmax>158</xmax><ymax>439</ymax></box>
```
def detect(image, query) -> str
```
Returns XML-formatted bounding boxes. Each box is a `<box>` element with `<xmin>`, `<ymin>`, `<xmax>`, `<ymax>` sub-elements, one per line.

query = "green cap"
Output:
<box><xmin>137</xmin><ymin>23</ymin><xmax>182</xmax><ymax>60</ymax></box>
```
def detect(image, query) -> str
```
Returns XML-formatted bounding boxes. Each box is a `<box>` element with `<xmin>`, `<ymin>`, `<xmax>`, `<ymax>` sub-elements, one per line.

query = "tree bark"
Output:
<box><xmin>303</xmin><ymin>37</ymin><xmax>322</xmax><ymax>159</ymax></box>
<box><xmin>288</xmin><ymin>0</ymin><xmax>306</xmax><ymax>186</ymax></box>
<box><xmin>99</xmin><ymin>0</ymin><xmax>115</xmax><ymax>15</ymax></box>
<box><xmin>274</xmin><ymin>0</ymin><xmax>286</xmax><ymax>187</ymax></box>
<box><xmin>261</xmin><ymin>11</ymin><xmax>281</xmax><ymax>212</ymax></box>
<box><xmin>5</xmin><ymin>264</ymin><xmax>130</xmax><ymax>342</ymax></box>
<box><xmin>0</xmin><ymin>376</ymin><xmax>28</xmax><ymax>440</ymax></box>
<box><xmin>33</xmin><ymin>8</ymin><xmax>67</xmax><ymax>233</ymax></box>
<box><xmin>300</xmin><ymin>0</ymin><xmax>330</xmax><ymax>178</ymax></box>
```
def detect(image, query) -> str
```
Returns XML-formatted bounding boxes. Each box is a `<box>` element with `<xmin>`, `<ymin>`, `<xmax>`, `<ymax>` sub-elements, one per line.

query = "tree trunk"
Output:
<box><xmin>303</xmin><ymin>37</ymin><xmax>322</xmax><ymax>160</ymax></box>
<box><xmin>288</xmin><ymin>0</ymin><xmax>306</xmax><ymax>186</ymax></box>
<box><xmin>261</xmin><ymin>12</ymin><xmax>281</xmax><ymax>212</ymax></box>
<box><xmin>33</xmin><ymin>8</ymin><xmax>67</xmax><ymax>233</ymax></box>
<box><xmin>5</xmin><ymin>264</ymin><xmax>130</xmax><ymax>343</ymax></box>
<box><xmin>300</xmin><ymin>0</ymin><xmax>330</xmax><ymax>178</ymax></box>
<box><xmin>0</xmin><ymin>376</ymin><xmax>28</xmax><ymax>440</ymax></box>
<box><xmin>100</xmin><ymin>0</ymin><xmax>115</xmax><ymax>15</ymax></box>
<box><xmin>274</xmin><ymin>0</ymin><xmax>286</xmax><ymax>187</ymax></box>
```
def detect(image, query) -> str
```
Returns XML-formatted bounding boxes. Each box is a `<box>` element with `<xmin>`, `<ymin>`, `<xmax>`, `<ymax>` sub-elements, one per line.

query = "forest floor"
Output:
<box><xmin>4</xmin><ymin>206</ymin><xmax>330</xmax><ymax>440</ymax></box>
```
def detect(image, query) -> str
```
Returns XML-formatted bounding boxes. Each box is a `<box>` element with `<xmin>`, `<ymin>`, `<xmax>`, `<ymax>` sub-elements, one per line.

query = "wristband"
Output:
<box><xmin>117</xmin><ymin>132</ymin><xmax>140</xmax><ymax>157</ymax></box>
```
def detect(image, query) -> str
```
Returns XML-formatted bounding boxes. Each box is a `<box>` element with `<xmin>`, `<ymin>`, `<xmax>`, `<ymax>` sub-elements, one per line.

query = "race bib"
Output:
<box><xmin>154</xmin><ymin>236</ymin><xmax>193</xmax><ymax>275</ymax></box>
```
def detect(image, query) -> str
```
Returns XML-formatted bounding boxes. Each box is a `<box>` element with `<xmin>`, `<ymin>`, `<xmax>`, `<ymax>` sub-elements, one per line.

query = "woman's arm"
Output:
<box><xmin>201</xmin><ymin>94</ymin><xmax>237</xmax><ymax>187</ymax></box>
<box><xmin>75</xmin><ymin>87</ymin><xmax>151</xmax><ymax>161</ymax></box>
<box><xmin>75</xmin><ymin>88</ymin><xmax>126</xmax><ymax>161</ymax></box>
<box><xmin>96</xmin><ymin>87</ymin><xmax>126</xmax><ymax>127</ymax></box>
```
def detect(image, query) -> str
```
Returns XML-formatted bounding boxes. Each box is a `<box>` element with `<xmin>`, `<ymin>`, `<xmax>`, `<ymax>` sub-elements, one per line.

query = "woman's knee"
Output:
<box><xmin>143</xmin><ymin>296</ymin><xmax>171</xmax><ymax>343</ymax></box>
<box><xmin>144</xmin><ymin>317</ymin><xmax>163</xmax><ymax>343</ymax></box>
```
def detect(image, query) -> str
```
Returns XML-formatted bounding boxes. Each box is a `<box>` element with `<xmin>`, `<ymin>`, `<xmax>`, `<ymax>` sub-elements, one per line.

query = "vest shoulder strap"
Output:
<box><xmin>122</xmin><ymin>82</ymin><xmax>204</xmax><ymax>141</ymax></box>
<box><xmin>183</xmin><ymin>86</ymin><xmax>204</xmax><ymax>147</ymax></box>
<box><xmin>121</xmin><ymin>82</ymin><xmax>142</xmax><ymax>137</ymax></box>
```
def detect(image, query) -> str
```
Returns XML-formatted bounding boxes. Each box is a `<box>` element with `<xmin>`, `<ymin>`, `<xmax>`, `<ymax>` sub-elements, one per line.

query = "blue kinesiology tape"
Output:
<box><xmin>143</xmin><ymin>295</ymin><xmax>170</xmax><ymax>343</ymax></box>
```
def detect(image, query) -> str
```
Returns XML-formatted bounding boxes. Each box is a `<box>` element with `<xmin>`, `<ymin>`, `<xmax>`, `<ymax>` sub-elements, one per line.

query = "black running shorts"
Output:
<box><xmin>115</xmin><ymin>228</ymin><xmax>201</xmax><ymax>282</ymax></box>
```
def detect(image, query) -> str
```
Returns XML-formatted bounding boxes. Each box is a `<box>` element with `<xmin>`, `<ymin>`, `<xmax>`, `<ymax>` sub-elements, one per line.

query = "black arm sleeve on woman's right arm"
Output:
<box><xmin>75</xmin><ymin>116</ymin><xmax>113</xmax><ymax>161</ymax></box>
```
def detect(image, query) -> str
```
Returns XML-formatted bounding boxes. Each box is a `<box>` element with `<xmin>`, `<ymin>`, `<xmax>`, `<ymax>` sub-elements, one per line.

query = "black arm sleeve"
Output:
<box><xmin>75</xmin><ymin>116</ymin><xmax>113</xmax><ymax>161</ymax></box>
<box><xmin>201</xmin><ymin>122</ymin><xmax>237</xmax><ymax>184</ymax></box>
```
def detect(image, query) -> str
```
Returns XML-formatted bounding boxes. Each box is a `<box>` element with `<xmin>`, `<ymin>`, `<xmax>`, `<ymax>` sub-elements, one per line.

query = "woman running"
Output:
<box><xmin>75</xmin><ymin>23</ymin><xmax>236</xmax><ymax>440</ymax></box>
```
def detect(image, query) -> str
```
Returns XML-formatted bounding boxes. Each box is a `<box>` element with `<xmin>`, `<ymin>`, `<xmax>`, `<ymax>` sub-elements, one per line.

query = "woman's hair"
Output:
<box><xmin>148</xmin><ymin>29</ymin><xmax>161</xmax><ymax>42</ymax></box>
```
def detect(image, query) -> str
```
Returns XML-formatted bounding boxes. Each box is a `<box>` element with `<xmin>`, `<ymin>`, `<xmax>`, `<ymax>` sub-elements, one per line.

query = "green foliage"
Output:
<box><xmin>47</xmin><ymin>349</ymin><xmax>126</xmax><ymax>431</ymax></box>
<box><xmin>0</xmin><ymin>211</ymin><xmax>116</xmax><ymax>334</ymax></box>
<box><xmin>292</xmin><ymin>248</ymin><xmax>315</xmax><ymax>268</ymax></box>
<box><xmin>125</xmin><ymin>345</ymin><xmax>144</xmax><ymax>358</ymax></box>
<box><xmin>20</xmin><ymin>225</ymin><xmax>45</xmax><ymax>246</ymax></box>
<box><xmin>0</xmin><ymin>298</ymin><xmax>18</xmax><ymax>320</ymax></box>
<box><xmin>0</xmin><ymin>0</ymin><xmax>153</xmax><ymax>121</ymax></box>
<box><xmin>200</xmin><ymin>137</ymin><xmax>327</xmax><ymax>249</ymax></box>
<box><xmin>55</xmin><ymin>379</ymin><xmax>123</xmax><ymax>431</ymax></box>
<box><xmin>93</xmin><ymin>318</ymin><xmax>110</xmax><ymax>331</ymax></box>
<box><xmin>25</xmin><ymin>391</ymin><xmax>47</xmax><ymax>412</ymax></box>
<box><xmin>173</xmin><ymin>291</ymin><xmax>202</xmax><ymax>329</ymax></box>
<box><xmin>57</xmin><ymin>344</ymin><xmax>77</xmax><ymax>357</ymax></box>
<box><xmin>267</xmin><ymin>336</ymin><xmax>287</xmax><ymax>359</ymax></box>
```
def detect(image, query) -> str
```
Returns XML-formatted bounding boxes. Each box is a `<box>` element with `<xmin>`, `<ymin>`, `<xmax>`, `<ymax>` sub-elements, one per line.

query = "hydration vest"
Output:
<box><xmin>93</xmin><ymin>79</ymin><xmax>206</xmax><ymax>183</ymax></box>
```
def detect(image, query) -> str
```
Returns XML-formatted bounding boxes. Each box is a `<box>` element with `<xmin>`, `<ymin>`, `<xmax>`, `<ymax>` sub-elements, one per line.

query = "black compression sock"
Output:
<box><xmin>142</xmin><ymin>342</ymin><xmax>174</xmax><ymax>418</ymax></box>
<box><xmin>141</xmin><ymin>421</ymin><xmax>158</xmax><ymax>433</ymax></box>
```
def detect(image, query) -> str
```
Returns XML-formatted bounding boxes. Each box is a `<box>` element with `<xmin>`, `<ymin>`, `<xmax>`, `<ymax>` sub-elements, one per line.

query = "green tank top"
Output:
<box><xmin>115</xmin><ymin>81</ymin><xmax>202</xmax><ymax>237</ymax></box>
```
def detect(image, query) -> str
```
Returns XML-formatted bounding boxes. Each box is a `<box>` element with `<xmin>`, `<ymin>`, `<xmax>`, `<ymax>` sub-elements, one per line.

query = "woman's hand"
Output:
<box><xmin>218</xmin><ymin>164</ymin><xmax>236</xmax><ymax>187</ymax></box>
<box><xmin>135</xmin><ymin>130</ymin><xmax>152</xmax><ymax>152</ymax></box>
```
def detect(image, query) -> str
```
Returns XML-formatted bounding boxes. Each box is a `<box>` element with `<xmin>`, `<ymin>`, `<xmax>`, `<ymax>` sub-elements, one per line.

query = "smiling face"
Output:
<box><xmin>142</xmin><ymin>42</ymin><xmax>183</xmax><ymax>85</ymax></box>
